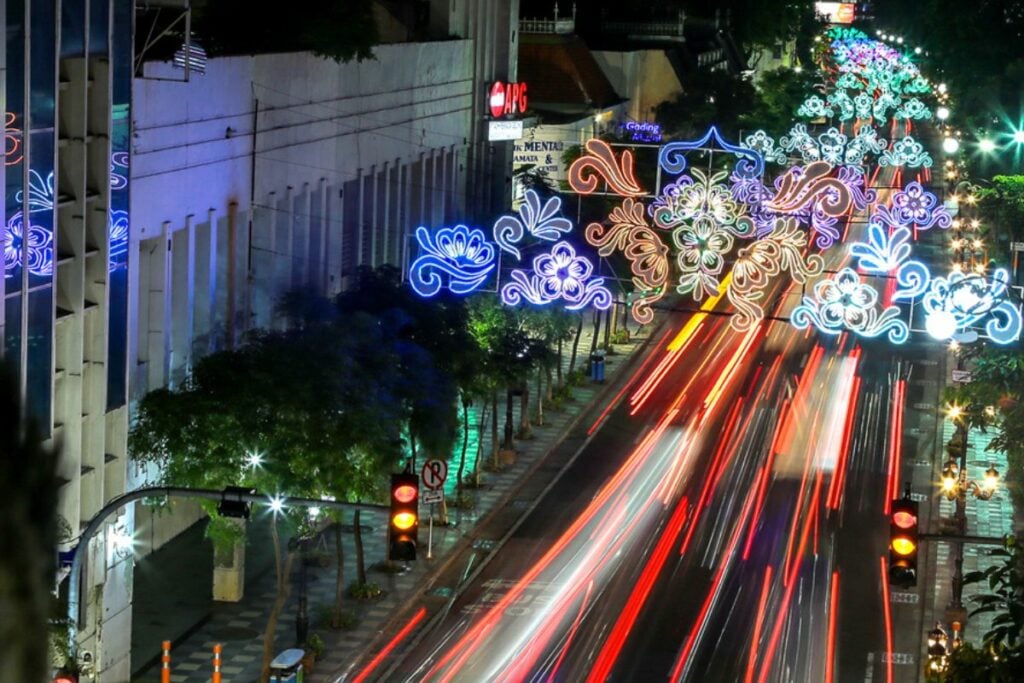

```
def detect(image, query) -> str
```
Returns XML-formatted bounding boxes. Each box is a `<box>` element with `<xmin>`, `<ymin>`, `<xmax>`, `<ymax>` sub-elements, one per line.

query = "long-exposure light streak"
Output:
<box><xmin>352</xmin><ymin>607</ymin><xmax>427</xmax><ymax>683</ymax></box>
<box><xmin>744</xmin><ymin>565</ymin><xmax>775</xmax><ymax>683</ymax></box>
<box><xmin>680</xmin><ymin>401</ymin><xmax>744</xmax><ymax>557</ymax></box>
<box><xmin>667</xmin><ymin>273</ymin><xmax>732</xmax><ymax>351</ymax></box>
<box><xmin>586</xmin><ymin>497</ymin><xmax>690</xmax><ymax>683</ymax></box>
<box><xmin>826</xmin><ymin>570</ymin><xmax>840</xmax><ymax>683</ymax></box>
<box><xmin>544</xmin><ymin>580</ymin><xmax>594</xmax><ymax>682</ymax></box>
<box><xmin>629</xmin><ymin>321</ymin><xmax>705</xmax><ymax>412</ymax></box>
<box><xmin>704</xmin><ymin>325</ymin><xmax>763</xmax><ymax>414</ymax></box>
<box><xmin>588</xmin><ymin>327</ymin><xmax>676</xmax><ymax>434</ymax></box>
<box><xmin>426</xmin><ymin>404</ymin><xmax>685</xmax><ymax>681</ymax></box>
<box><xmin>671</xmin><ymin>481</ymin><xmax>759</xmax><ymax>682</ymax></box>
<box><xmin>756</xmin><ymin>474</ymin><xmax>823</xmax><ymax>683</ymax></box>
<box><xmin>880</xmin><ymin>555</ymin><xmax>895</xmax><ymax>683</ymax></box>
<box><xmin>884</xmin><ymin>379</ymin><xmax>906</xmax><ymax>514</ymax></box>
<box><xmin>782</xmin><ymin>417</ymin><xmax>822</xmax><ymax>586</ymax></box>
<box><xmin>828</xmin><ymin>373</ymin><xmax>863</xmax><ymax>510</ymax></box>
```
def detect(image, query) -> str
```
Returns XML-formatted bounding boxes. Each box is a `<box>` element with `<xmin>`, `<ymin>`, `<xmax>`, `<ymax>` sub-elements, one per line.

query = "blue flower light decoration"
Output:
<box><xmin>921</xmin><ymin>269</ymin><xmax>1021</xmax><ymax>344</ymax></box>
<box><xmin>493</xmin><ymin>188</ymin><xmax>573</xmax><ymax>260</ymax></box>
<box><xmin>409</xmin><ymin>224</ymin><xmax>497</xmax><ymax>297</ymax></box>
<box><xmin>791</xmin><ymin>268</ymin><xmax>909</xmax><ymax>343</ymax></box>
<box><xmin>500</xmin><ymin>241</ymin><xmax>612</xmax><ymax>311</ymax></box>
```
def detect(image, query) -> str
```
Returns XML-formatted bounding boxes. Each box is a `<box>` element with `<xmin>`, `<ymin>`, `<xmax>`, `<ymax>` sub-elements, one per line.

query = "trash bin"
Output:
<box><xmin>590</xmin><ymin>350</ymin><xmax>606</xmax><ymax>383</ymax></box>
<box><xmin>269</xmin><ymin>648</ymin><xmax>305</xmax><ymax>683</ymax></box>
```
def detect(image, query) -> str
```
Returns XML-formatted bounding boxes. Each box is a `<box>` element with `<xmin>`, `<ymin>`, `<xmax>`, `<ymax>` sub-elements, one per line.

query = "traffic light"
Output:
<box><xmin>889</xmin><ymin>496</ymin><xmax>919</xmax><ymax>588</ymax></box>
<box><xmin>389</xmin><ymin>473</ymin><xmax>419</xmax><ymax>561</ymax></box>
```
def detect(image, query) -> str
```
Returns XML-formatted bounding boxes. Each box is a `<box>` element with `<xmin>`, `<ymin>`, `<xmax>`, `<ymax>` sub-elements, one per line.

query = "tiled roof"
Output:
<box><xmin>518</xmin><ymin>33</ymin><xmax>622</xmax><ymax>110</ymax></box>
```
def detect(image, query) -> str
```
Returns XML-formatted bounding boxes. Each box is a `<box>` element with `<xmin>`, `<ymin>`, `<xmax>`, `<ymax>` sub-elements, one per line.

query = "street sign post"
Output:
<box><xmin>951</xmin><ymin>369</ymin><xmax>972</xmax><ymax>383</ymax></box>
<box><xmin>420</xmin><ymin>460</ymin><xmax>449</xmax><ymax>558</ymax></box>
<box><xmin>421</xmin><ymin>460</ymin><xmax>448</xmax><ymax>490</ymax></box>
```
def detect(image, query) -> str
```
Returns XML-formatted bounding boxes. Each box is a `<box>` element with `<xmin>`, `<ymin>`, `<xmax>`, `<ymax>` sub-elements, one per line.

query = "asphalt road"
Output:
<box><xmin>352</xmin><ymin>163</ymin><xmax>939</xmax><ymax>682</ymax></box>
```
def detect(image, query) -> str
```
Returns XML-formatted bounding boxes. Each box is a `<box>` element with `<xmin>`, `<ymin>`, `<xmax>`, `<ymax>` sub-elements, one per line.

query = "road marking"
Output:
<box><xmin>890</xmin><ymin>591</ymin><xmax>919</xmax><ymax>604</ymax></box>
<box><xmin>882</xmin><ymin>652</ymin><xmax>916</xmax><ymax>665</ymax></box>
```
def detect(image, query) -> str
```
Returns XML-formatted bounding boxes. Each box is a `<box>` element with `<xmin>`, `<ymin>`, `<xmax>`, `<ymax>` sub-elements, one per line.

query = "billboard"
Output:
<box><xmin>815</xmin><ymin>2</ymin><xmax>855</xmax><ymax>23</ymax></box>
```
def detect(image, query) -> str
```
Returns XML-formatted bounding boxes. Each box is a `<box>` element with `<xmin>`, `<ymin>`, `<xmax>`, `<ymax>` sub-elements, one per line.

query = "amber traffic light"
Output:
<box><xmin>889</xmin><ymin>496</ymin><xmax>919</xmax><ymax>588</ymax></box>
<box><xmin>389</xmin><ymin>473</ymin><xmax>419</xmax><ymax>561</ymax></box>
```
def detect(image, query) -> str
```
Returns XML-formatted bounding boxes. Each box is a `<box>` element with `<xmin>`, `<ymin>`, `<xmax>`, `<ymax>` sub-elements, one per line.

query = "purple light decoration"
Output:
<box><xmin>874</xmin><ymin>181</ymin><xmax>951</xmax><ymax>231</ymax></box>
<box><xmin>500</xmin><ymin>241</ymin><xmax>612</xmax><ymax>311</ymax></box>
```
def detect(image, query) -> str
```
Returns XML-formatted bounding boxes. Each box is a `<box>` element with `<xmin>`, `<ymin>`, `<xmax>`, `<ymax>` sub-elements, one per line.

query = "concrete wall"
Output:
<box><xmin>592</xmin><ymin>49</ymin><xmax>684</xmax><ymax>124</ymax></box>
<box><xmin>127</xmin><ymin>41</ymin><xmax>476</xmax><ymax>419</ymax></box>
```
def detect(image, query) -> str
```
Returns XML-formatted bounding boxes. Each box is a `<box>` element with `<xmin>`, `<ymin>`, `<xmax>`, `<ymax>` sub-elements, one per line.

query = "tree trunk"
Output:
<box><xmin>457</xmin><ymin>397</ymin><xmax>470</xmax><ymax>499</ymax></box>
<box><xmin>502</xmin><ymin>388</ymin><xmax>515</xmax><ymax>451</ymax></box>
<box><xmin>603</xmin><ymin>307</ymin><xmax>612</xmax><ymax>349</ymax></box>
<box><xmin>518</xmin><ymin>383</ymin><xmax>532</xmax><ymax>438</ymax></box>
<box><xmin>331</xmin><ymin>519</ymin><xmax>345</xmax><ymax>629</ymax></box>
<box><xmin>491</xmin><ymin>391</ymin><xmax>500</xmax><ymax>469</ymax></box>
<box><xmin>536</xmin><ymin>368</ymin><xmax>545</xmax><ymax>426</ymax></box>
<box><xmin>610</xmin><ymin>297</ymin><xmax>619</xmax><ymax>338</ymax></box>
<box><xmin>354</xmin><ymin>509</ymin><xmax>367</xmax><ymax>586</ymax></box>
<box><xmin>545</xmin><ymin>365</ymin><xmax>554</xmax><ymax>402</ymax></box>
<box><xmin>556</xmin><ymin>337</ymin><xmax>564</xmax><ymax>388</ymax></box>
<box><xmin>475</xmin><ymin>401</ymin><xmax>487</xmax><ymax>486</ymax></box>
<box><xmin>408</xmin><ymin>425</ymin><xmax>417</xmax><ymax>473</ymax></box>
<box><xmin>568</xmin><ymin>314</ymin><xmax>584</xmax><ymax>376</ymax></box>
<box><xmin>589</xmin><ymin>310</ymin><xmax>601</xmax><ymax>356</ymax></box>
<box><xmin>260</xmin><ymin>521</ymin><xmax>298</xmax><ymax>683</ymax></box>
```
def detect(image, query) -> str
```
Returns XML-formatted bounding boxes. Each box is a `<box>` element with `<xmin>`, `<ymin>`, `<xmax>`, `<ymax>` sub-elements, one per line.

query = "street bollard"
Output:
<box><xmin>161</xmin><ymin>640</ymin><xmax>171</xmax><ymax>683</ymax></box>
<box><xmin>213</xmin><ymin>643</ymin><xmax>223</xmax><ymax>683</ymax></box>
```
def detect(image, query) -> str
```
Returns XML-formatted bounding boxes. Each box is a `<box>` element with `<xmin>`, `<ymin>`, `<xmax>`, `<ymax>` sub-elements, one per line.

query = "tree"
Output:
<box><xmin>191</xmin><ymin>0</ymin><xmax>378</xmax><ymax>63</ymax></box>
<box><xmin>944</xmin><ymin>543</ymin><xmax>1024</xmax><ymax>680</ymax></box>
<box><xmin>0</xmin><ymin>364</ymin><xmax>61</xmax><ymax>682</ymax></box>
<box><xmin>742</xmin><ymin>67</ymin><xmax>819</xmax><ymax>135</ymax></box>
<box><xmin>131</xmin><ymin>317</ymin><xmax>402</xmax><ymax>680</ymax></box>
<box><xmin>655</xmin><ymin>69</ymin><xmax>758</xmax><ymax>139</ymax></box>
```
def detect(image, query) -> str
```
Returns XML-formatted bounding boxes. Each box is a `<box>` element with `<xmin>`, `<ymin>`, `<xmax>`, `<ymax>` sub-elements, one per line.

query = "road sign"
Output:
<box><xmin>952</xmin><ymin>369</ymin><xmax>972</xmax><ymax>383</ymax></box>
<box><xmin>421</xmin><ymin>459</ymin><xmax>448</xmax><ymax>490</ymax></box>
<box><xmin>422</xmin><ymin>489</ymin><xmax>444</xmax><ymax>505</ymax></box>
<box><xmin>1012</xmin><ymin>242</ymin><xmax>1024</xmax><ymax>252</ymax></box>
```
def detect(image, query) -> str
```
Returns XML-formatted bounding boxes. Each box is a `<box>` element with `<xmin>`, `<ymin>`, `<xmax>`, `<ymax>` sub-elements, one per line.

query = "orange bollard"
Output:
<box><xmin>212</xmin><ymin>643</ymin><xmax>223</xmax><ymax>683</ymax></box>
<box><xmin>161</xmin><ymin>640</ymin><xmax>171</xmax><ymax>683</ymax></box>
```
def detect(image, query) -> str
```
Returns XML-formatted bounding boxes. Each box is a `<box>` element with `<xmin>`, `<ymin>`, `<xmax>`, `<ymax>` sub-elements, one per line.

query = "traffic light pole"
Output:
<box><xmin>66</xmin><ymin>485</ymin><xmax>387</xmax><ymax>656</ymax></box>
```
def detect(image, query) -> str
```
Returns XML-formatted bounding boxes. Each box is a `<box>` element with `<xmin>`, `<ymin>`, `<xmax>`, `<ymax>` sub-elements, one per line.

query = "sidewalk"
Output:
<box><xmin>131</xmin><ymin>316</ymin><xmax>654</xmax><ymax>683</ymax></box>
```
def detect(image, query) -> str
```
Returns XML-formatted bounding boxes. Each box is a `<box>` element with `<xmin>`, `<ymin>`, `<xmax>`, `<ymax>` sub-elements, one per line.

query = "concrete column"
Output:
<box><xmin>356</xmin><ymin>169</ymin><xmax>365</xmax><ymax>267</ymax></box>
<box><xmin>382</xmin><ymin>160</ymin><xmax>391</xmax><ymax>266</ymax></box>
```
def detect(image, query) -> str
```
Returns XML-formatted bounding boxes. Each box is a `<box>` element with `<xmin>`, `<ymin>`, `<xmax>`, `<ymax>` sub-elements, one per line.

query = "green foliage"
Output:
<box><xmin>192</xmin><ymin>0</ymin><xmax>378</xmax><ymax>63</ymax></box>
<box><xmin>1</xmin><ymin>363</ymin><xmax>61</xmax><ymax>681</ymax></box>
<box><xmin>317</xmin><ymin>604</ymin><xmax>357</xmax><ymax>630</ymax></box>
<box><xmin>347</xmin><ymin>581</ymin><xmax>384</xmax><ymax>600</ymax></box>
<box><xmin>946</xmin><ymin>544</ymin><xmax>1024</xmax><ymax>677</ymax></box>
<box><xmin>656</xmin><ymin>69</ymin><xmax>757</xmax><ymax>139</ymax></box>
<box><xmin>978</xmin><ymin>177</ymin><xmax>1024</xmax><ymax>246</ymax></box>
<box><xmin>306</xmin><ymin>632</ymin><xmax>325</xmax><ymax>659</ymax></box>
<box><xmin>743</xmin><ymin>67</ymin><xmax>819</xmax><ymax>135</ymax></box>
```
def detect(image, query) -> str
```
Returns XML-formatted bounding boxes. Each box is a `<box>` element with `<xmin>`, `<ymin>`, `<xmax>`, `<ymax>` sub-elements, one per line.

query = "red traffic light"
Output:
<box><xmin>394</xmin><ymin>484</ymin><xmax>417</xmax><ymax>504</ymax></box>
<box><xmin>892</xmin><ymin>509</ymin><xmax>917</xmax><ymax>529</ymax></box>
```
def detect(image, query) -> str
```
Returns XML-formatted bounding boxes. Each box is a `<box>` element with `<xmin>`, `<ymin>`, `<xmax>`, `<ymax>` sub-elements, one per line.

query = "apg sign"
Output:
<box><xmin>489</xmin><ymin>81</ymin><xmax>528</xmax><ymax>118</ymax></box>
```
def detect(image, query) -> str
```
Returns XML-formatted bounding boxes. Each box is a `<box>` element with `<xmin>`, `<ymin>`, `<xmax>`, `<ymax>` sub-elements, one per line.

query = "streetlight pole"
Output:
<box><xmin>65</xmin><ymin>485</ymin><xmax>387</xmax><ymax>656</ymax></box>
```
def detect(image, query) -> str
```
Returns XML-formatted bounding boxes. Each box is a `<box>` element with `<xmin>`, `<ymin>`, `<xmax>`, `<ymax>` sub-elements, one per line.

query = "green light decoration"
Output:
<box><xmin>894</xmin><ymin>98</ymin><xmax>932</xmax><ymax>121</ymax></box>
<box><xmin>798</xmin><ymin>95</ymin><xmax>833</xmax><ymax>119</ymax></box>
<box><xmin>879</xmin><ymin>135</ymin><xmax>933</xmax><ymax>169</ymax></box>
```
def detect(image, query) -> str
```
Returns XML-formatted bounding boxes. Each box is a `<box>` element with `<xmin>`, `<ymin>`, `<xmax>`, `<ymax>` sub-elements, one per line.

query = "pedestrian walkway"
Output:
<box><xmin>928</xmin><ymin>408</ymin><xmax>1015</xmax><ymax>642</ymax></box>
<box><xmin>131</xmin><ymin>317</ymin><xmax>656</xmax><ymax>683</ymax></box>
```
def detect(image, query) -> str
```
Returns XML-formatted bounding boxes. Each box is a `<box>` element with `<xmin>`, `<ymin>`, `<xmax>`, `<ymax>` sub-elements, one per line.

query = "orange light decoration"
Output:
<box><xmin>5</xmin><ymin>112</ymin><xmax>23</xmax><ymax>166</ymax></box>
<box><xmin>585</xmin><ymin>198</ymin><xmax>669</xmax><ymax>324</ymax></box>
<box><xmin>568</xmin><ymin>139</ymin><xmax>644</xmax><ymax>197</ymax></box>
